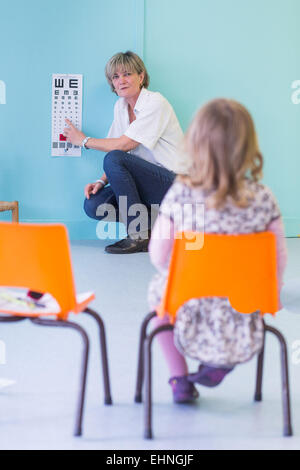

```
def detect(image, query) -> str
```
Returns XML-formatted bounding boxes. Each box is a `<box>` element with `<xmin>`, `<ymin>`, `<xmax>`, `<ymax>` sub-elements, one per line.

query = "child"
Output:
<box><xmin>148</xmin><ymin>98</ymin><xmax>287</xmax><ymax>403</ymax></box>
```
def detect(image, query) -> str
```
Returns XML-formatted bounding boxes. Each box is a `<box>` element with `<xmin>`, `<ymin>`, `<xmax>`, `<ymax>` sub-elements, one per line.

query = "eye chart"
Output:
<box><xmin>51</xmin><ymin>73</ymin><xmax>83</xmax><ymax>157</ymax></box>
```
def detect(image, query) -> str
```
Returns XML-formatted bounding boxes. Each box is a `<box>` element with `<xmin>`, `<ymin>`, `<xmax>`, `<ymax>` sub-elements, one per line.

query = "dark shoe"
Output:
<box><xmin>104</xmin><ymin>236</ymin><xmax>149</xmax><ymax>254</ymax></box>
<box><xmin>168</xmin><ymin>376</ymin><xmax>199</xmax><ymax>404</ymax></box>
<box><xmin>188</xmin><ymin>365</ymin><xmax>234</xmax><ymax>388</ymax></box>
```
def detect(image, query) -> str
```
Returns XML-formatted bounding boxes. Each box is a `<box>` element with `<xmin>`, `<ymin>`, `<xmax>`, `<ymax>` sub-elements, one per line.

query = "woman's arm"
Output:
<box><xmin>63</xmin><ymin>119</ymin><xmax>140</xmax><ymax>152</ymax></box>
<box><xmin>85</xmin><ymin>135</ymin><xmax>139</xmax><ymax>152</ymax></box>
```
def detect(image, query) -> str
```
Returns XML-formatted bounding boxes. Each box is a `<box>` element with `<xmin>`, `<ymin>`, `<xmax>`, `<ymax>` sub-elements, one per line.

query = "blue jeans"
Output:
<box><xmin>84</xmin><ymin>150</ymin><xmax>176</xmax><ymax>235</ymax></box>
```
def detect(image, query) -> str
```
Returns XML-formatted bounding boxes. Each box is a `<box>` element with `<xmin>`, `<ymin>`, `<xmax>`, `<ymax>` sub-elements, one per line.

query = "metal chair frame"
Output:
<box><xmin>0</xmin><ymin>306</ymin><xmax>112</xmax><ymax>436</ymax></box>
<box><xmin>135</xmin><ymin>313</ymin><xmax>293</xmax><ymax>439</ymax></box>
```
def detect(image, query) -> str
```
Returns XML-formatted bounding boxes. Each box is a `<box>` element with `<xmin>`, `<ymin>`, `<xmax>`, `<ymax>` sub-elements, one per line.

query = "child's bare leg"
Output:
<box><xmin>151</xmin><ymin>315</ymin><xmax>188</xmax><ymax>377</ymax></box>
<box><xmin>151</xmin><ymin>315</ymin><xmax>199</xmax><ymax>403</ymax></box>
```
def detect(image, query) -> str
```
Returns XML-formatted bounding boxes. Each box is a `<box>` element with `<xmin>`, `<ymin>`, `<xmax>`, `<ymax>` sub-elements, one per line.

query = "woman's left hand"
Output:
<box><xmin>63</xmin><ymin>119</ymin><xmax>86</xmax><ymax>146</ymax></box>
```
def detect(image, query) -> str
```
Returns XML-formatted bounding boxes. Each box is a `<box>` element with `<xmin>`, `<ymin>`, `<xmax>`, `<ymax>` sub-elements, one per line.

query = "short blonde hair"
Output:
<box><xmin>179</xmin><ymin>98</ymin><xmax>263</xmax><ymax>209</ymax></box>
<box><xmin>105</xmin><ymin>51</ymin><xmax>150</xmax><ymax>94</ymax></box>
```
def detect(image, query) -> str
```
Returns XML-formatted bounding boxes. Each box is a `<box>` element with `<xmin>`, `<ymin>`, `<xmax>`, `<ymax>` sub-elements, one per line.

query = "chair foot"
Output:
<box><xmin>284</xmin><ymin>425</ymin><xmax>293</xmax><ymax>437</ymax></box>
<box><xmin>135</xmin><ymin>394</ymin><xmax>142</xmax><ymax>403</ymax></box>
<box><xmin>105</xmin><ymin>396</ymin><xmax>113</xmax><ymax>405</ymax></box>
<box><xmin>254</xmin><ymin>393</ymin><xmax>262</xmax><ymax>402</ymax></box>
<box><xmin>144</xmin><ymin>429</ymin><xmax>153</xmax><ymax>439</ymax></box>
<box><xmin>74</xmin><ymin>428</ymin><xmax>82</xmax><ymax>437</ymax></box>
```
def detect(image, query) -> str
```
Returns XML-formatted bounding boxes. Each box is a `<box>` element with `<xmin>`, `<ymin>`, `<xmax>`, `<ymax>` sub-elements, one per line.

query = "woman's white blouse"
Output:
<box><xmin>107</xmin><ymin>87</ymin><xmax>190</xmax><ymax>174</ymax></box>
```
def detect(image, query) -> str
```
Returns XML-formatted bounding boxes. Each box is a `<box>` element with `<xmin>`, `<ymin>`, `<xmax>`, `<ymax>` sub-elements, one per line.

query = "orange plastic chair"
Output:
<box><xmin>0</xmin><ymin>222</ymin><xmax>112</xmax><ymax>436</ymax></box>
<box><xmin>135</xmin><ymin>232</ymin><xmax>293</xmax><ymax>439</ymax></box>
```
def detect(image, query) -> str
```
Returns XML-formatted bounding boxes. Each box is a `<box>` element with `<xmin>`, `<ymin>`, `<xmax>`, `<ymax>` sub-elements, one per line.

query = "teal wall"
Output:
<box><xmin>1</xmin><ymin>0</ymin><xmax>299</xmax><ymax>237</ymax></box>
<box><xmin>0</xmin><ymin>0</ymin><xmax>143</xmax><ymax>238</ymax></box>
<box><xmin>144</xmin><ymin>0</ymin><xmax>300</xmax><ymax>236</ymax></box>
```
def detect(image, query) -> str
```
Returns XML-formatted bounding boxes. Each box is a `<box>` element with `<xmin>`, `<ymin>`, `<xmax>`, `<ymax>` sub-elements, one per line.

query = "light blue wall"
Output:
<box><xmin>144</xmin><ymin>0</ymin><xmax>300</xmax><ymax>236</ymax></box>
<box><xmin>0</xmin><ymin>0</ymin><xmax>143</xmax><ymax>238</ymax></box>
<box><xmin>1</xmin><ymin>0</ymin><xmax>299</xmax><ymax>237</ymax></box>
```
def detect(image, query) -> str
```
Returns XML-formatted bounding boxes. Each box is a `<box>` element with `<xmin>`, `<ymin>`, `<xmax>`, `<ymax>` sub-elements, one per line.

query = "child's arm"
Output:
<box><xmin>266</xmin><ymin>216</ymin><xmax>287</xmax><ymax>307</ymax></box>
<box><xmin>149</xmin><ymin>213</ymin><xmax>175</xmax><ymax>271</ymax></box>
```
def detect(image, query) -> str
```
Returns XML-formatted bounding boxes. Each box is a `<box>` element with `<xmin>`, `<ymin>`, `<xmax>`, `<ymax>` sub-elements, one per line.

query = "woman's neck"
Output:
<box><xmin>125</xmin><ymin>89</ymin><xmax>142</xmax><ymax>112</ymax></box>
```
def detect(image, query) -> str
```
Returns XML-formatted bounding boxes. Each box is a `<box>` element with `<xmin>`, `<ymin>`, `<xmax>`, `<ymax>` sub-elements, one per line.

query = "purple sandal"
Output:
<box><xmin>168</xmin><ymin>375</ymin><xmax>199</xmax><ymax>404</ymax></box>
<box><xmin>188</xmin><ymin>365</ymin><xmax>234</xmax><ymax>388</ymax></box>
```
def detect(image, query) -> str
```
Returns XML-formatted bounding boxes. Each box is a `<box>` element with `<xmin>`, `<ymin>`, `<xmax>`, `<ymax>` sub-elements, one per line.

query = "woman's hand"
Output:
<box><xmin>64</xmin><ymin>119</ymin><xmax>86</xmax><ymax>146</ymax></box>
<box><xmin>84</xmin><ymin>182</ymin><xmax>104</xmax><ymax>199</ymax></box>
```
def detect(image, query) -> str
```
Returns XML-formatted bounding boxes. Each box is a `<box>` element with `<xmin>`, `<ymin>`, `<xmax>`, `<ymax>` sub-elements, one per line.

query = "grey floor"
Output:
<box><xmin>0</xmin><ymin>239</ymin><xmax>299</xmax><ymax>450</ymax></box>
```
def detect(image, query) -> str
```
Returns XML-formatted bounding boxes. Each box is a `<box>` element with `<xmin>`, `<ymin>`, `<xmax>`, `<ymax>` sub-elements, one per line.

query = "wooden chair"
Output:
<box><xmin>135</xmin><ymin>232</ymin><xmax>293</xmax><ymax>439</ymax></box>
<box><xmin>0</xmin><ymin>201</ymin><xmax>19</xmax><ymax>222</ymax></box>
<box><xmin>0</xmin><ymin>222</ymin><xmax>112</xmax><ymax>436</ymax></box>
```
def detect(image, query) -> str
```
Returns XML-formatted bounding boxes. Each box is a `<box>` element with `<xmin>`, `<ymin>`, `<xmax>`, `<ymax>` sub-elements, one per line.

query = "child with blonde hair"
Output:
<box><xmin>148</xmin><ymin>98</ymin><xmax>287</xmax><ymax>403</ymax></box>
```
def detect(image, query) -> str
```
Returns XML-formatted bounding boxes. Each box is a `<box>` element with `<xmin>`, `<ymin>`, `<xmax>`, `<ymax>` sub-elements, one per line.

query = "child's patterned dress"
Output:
<box><xmin>148</xmin><ymin>180</ymin><xmax>282</xmax><ymax>368</ymax></box>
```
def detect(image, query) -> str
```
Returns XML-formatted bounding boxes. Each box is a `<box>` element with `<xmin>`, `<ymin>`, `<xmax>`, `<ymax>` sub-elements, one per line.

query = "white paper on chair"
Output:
<box><xmin>0</xmin><ymin>288</ymin><xmax>60</xmax><ymax>315</ymax></box>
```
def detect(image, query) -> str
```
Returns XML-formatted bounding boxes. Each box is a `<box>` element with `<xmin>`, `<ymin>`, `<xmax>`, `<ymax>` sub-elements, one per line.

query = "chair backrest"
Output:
<box><xmin>157</xmin><ymin>232</ymin><xmax>279</xmax><ymax>323</ymax></box>
<box><xmin>0</xmin><ymin>222</ymin><xmax>77</xmax><ymax>319</ymax></box>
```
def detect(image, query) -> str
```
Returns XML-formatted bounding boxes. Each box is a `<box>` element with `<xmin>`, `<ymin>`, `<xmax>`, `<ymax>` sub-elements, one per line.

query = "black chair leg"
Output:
<box><xmin>144</xmin><ymin>324</ymin><xmax>174</xmax><ymax>440</ymax></box>
<box><xmin>0</xmin><ymin>316</ymin><xmax>27</xmax><ymax>323</ymax></box>
<box><xmin>265</xmin><ymin>324</ymin><xmax>293</xmax><ymax>437</ymax></box>
<box><xmin>254</xmin><ymin>322</ymin><xmax>266</xmax><ymax>402</ymax></box>
<box><xmin>83</xmin><ymin>307</ymin><xmax>112</xmax><ymax>405</ymax></box>
<box><xmin>135</xmin><ymin>311</ymin><xmax>157</xmax><ymax>403</ymax></box>
<box><xmin>30</xmin><ymin>317</ymin><xmax>90</xmax><ymax>437</ymax></box>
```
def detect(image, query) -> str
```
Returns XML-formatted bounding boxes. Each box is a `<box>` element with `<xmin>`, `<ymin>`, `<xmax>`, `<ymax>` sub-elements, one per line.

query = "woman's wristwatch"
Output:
<box><xmin>95</xmin><ymin>179</ymin><xmax>106</xmax><ymax>187</ymax></box>
<box><xmin>81</xmin><ymin>136</ymin><xmax>91</xmax><ymax>149</ymax></box>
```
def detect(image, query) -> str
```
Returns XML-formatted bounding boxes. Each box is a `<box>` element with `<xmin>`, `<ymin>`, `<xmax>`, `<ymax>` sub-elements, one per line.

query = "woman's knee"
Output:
<box><xmin>103</xmin><ymin>150</ymin><xmax>127</xmax><ymax>174</ymax></box>
<box><xmin>83</xmin><ymin>197</ymin><xmax>98</xmax><ymax>219</ymax></box>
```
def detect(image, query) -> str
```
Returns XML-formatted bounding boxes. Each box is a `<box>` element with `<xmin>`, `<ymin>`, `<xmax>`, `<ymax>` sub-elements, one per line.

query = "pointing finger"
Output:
<box><xmin>65</xmin><ymin>118</ymin><xmax>74</xmax><ymax>128</ymax></box>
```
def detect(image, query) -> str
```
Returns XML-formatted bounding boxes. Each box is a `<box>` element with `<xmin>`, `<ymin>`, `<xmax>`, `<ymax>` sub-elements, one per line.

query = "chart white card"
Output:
<box><xmin>51</xmin><ymin>73</ymin><xmax>83</xmax><ymax>157</ymax></box>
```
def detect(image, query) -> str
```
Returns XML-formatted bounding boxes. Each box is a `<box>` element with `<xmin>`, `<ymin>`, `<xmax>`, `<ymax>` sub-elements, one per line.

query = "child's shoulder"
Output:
<box><xmin>162</xmin><ymin>180</ymin><xmax>188</xmax><ymax>202</ymax></box>
<box><xmin>168</xmin><ymin>179</ymin><xmax>205</xmax><ymax>199</ymax></box>
<box><xmin>247</xmin><ymin>180</ymin><xmax>278</xmax><ymax>203</ymax></box>
<box><xmin>160</xmin><ymin>180</ymin><xmax>202</xmax><ymax>215</ymax></box>
<box><xmin>246</xmin><ymin>180</ymin><xmax>281</xmax><ymax>219</ymax></box>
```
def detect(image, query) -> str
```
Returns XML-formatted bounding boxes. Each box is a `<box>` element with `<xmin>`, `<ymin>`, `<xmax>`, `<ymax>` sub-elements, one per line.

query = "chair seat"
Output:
<box><xmin>74</xmin><ymin>291</ymin><xmax>95</xmax><ymax>314</ymax></box>
<box><xmin>0</xmin><ymin>288</ymin><xmax>95</xmax><ymax>317</ymax></box>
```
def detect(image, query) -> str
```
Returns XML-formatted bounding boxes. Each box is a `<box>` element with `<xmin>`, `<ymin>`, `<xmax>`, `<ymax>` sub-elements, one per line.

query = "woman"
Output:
<box><xmin>64</xmin><ymin>51</ymin><xmax>189</xmax><ymax>253</ymax></box>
